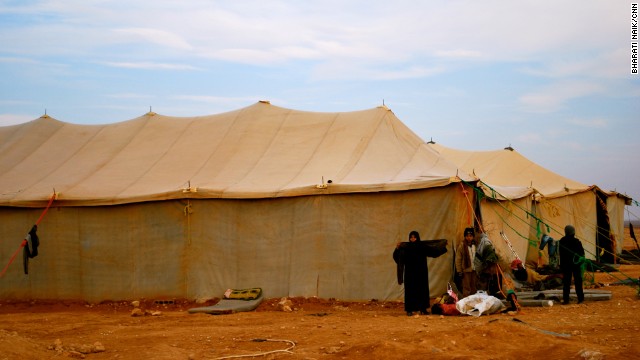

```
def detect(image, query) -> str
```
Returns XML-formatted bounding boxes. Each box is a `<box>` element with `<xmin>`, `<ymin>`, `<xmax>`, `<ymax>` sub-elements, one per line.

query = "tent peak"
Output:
<box><xmin>504</xmin><ymin>145</ymin><xmax>514</xmax><ymax>151</ymax></box>
<box><xmin>377</xmin><ymin>99</ymin><xmax>391</xmax><ymax>111</ymax></box>
<box><xmin>259</xmin><ymin>100</ymin><xmax>271</xmax><ymax>104</ymax></box>
<box><xmin>427</xmin><ymin>137</ymin><xmax>436</xmax><ymax>144</ymax></box>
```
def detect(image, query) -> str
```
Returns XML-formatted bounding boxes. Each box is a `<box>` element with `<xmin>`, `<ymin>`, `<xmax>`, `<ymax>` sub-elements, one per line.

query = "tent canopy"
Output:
<box><xmin>428</xmin><ymin>143</ymin><xmax>591</xmax><ymax>199</ymax></box>
<box><xmin>0</xmin><ymin>102</ymin><xmax>473</xmax><ymax>207</ymax></box>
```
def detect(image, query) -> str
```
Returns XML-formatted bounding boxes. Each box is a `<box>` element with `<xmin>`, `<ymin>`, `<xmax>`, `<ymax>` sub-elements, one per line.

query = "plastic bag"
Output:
<box><xmin>455</xmin><ymin>290</ymin><xmax>505</xmax><ymax>317</ymax></box>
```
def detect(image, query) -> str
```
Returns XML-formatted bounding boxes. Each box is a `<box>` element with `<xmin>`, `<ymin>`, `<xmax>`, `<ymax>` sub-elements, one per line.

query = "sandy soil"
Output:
<box><xmin>0</xmin><ymin>263</ymin><xmax>638</xmax><ymax>360</ymax></box>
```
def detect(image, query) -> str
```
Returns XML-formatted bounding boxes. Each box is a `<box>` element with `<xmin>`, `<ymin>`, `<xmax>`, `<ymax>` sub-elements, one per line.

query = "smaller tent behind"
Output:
<box><xmin>428</xmin><ymin>143</ymin><xmax>630</xmax><ymax>268</ymax></box>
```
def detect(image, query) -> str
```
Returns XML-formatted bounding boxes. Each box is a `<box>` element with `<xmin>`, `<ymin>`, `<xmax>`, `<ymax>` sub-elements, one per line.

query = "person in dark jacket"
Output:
<box><xmin>559</xmin><ymin>225</ymin><xmax>585</xmax><ymax>304</ymax></box>
<box><xmin>393</xmin><ymin>231</ymin><xmax>431</xmax><ymax>316</ymax></box>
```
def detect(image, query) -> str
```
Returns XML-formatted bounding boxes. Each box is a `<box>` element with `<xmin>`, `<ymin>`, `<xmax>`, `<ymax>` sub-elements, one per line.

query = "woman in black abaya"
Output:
<box><xmin>393</xmin><ymin>230</ymin><xmax>430</xmax><ymax>316</ymax></box>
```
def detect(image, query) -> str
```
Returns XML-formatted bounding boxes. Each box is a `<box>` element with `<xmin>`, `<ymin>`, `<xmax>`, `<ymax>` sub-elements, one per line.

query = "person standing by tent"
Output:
<box><xmin>393</xmin><ymin>231</ymin><xmax>431</xmax><ymax>316</ymax></box>
<box><xmin>474</xmin><ymin>232</ymin><xmax>502</xmax><ymax>298</ymax></box>
<box><xmin>455</xmin><ymin>227</ymin><xmax>477</xmax><ymax>297</ymax></box>
<box><xmin>559</xmin><ymin>225</ymin><xmax>585</xmax><ymax>304</ymax></box>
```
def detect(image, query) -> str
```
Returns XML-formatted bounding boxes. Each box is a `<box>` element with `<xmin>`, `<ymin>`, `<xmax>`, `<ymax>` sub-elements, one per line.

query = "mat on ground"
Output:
<box><xmin>188</xmin><ymin>288</ymin><xmax>264</xmax><ymax>315</ymax></box>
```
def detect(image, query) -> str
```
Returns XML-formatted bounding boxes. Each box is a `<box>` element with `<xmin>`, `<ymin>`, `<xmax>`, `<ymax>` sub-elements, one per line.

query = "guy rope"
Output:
<box><xmin>500</xmin><ymin>231</ymin><xmax>523</xmax><ymax>268</ymax></box>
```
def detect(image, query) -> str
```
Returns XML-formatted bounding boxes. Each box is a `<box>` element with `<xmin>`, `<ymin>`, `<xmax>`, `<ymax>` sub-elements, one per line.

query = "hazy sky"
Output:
<box><xmin>1</xmin><ymin>1</ymin><xmax>639</xmax><ymax>217</ymax></box>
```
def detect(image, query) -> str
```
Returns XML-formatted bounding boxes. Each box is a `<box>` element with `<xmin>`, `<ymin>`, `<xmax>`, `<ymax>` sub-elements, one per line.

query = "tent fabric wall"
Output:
<box><xmin>536</xmin><ymin>192</ymin><xmax>598</xmax><ymax>261</ymax></box>
<box><xmin>0</xmin><ymin>186</ymin><xmax>469</xmax><ymax>302</ymax></box>
<box><xmin>606</xmin><ymin>195</ymin><xmax>627</xmax><ymax>255</ymax></box>
<box><xmin>474</xmin><ymin>188</ymin><xmax>600</xmax><ymax>269</ymax></box>
<box><xmin>471</xmin><ymin>185</ymin><xmax>598</xmax><ymax>267</ymax></box>
<box><xmin>478</xmin><ymin>197</ymin><xmax>535</xmax><ymax>267</ymax></box>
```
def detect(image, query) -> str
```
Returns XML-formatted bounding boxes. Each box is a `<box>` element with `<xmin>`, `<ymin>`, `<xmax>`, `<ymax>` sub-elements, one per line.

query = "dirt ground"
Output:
<box><xmin>2</xmin><ymin>225</ymin><xmax>640</xmax><ymax>360</ymax></box>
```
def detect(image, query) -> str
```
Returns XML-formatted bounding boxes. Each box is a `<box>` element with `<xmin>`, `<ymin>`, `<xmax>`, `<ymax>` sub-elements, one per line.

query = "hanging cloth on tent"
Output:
<box><xmin>22</xmin><ymin>225</ymin><xmax>40</xmax><ymax>274</ymax></box>
<box><xmin>540</xmin><ymin>234</ymin><xmax>560</xmax><ymax>269</ymax></box>
<box><xmin>0</xmin><ymin>193</ymin><xmax>56</xmax><ymax>278</ymax></box>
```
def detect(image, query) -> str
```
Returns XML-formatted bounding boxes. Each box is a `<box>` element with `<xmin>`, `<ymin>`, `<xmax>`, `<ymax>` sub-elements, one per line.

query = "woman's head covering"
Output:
<box><xmin>464</xmin><ymin>227</ymin><xmax>475</xmax><ymax>237</ymax></box>
<box><xmin>409</xmin><ymin>230</ymin><xmax>421</xmax><ymax>241</ymax></box>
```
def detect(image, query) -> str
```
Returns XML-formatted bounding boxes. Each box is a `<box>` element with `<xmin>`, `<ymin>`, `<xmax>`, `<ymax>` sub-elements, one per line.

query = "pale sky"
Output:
<box><xmin>1</xmin><ymin>1</ymin><xmax>639</xmax><ymax>217</ymax></box>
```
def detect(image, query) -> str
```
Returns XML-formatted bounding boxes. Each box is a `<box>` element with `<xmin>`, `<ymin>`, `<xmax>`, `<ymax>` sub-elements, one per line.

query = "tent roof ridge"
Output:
<box><xmin>2</xmin><ymin>102</ymin><xmax>393</xmax><ymax>128</ymax></box>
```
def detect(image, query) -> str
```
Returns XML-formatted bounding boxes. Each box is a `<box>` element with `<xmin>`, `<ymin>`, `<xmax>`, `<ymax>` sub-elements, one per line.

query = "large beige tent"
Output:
<box><xmin>428</xmin><ymin>143</ymin><xmax>630</xmax><ymax>267</ymax></box>
<box><xmin>0</xmin><ymin>102</ymin><xmax>476</xmax><ymax>302</ymax></box>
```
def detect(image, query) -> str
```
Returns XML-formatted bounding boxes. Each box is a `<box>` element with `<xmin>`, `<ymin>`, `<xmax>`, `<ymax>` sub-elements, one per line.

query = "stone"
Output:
<box><xmin>278</xmin><ymin>297</ymin><xmax>293</xmax><ymax>311</ymax></box>
<box><xmin>93</xmin><ymin>342</ymin><xmax>106</xmax><ymax>352</ymax></box>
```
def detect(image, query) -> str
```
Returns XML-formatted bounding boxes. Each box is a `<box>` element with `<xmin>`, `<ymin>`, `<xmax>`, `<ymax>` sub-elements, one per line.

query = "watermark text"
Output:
<box><xmin>633</xmin><ymin>4</ymin><xmax>638</xmax><ymax>74</ymax></box>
